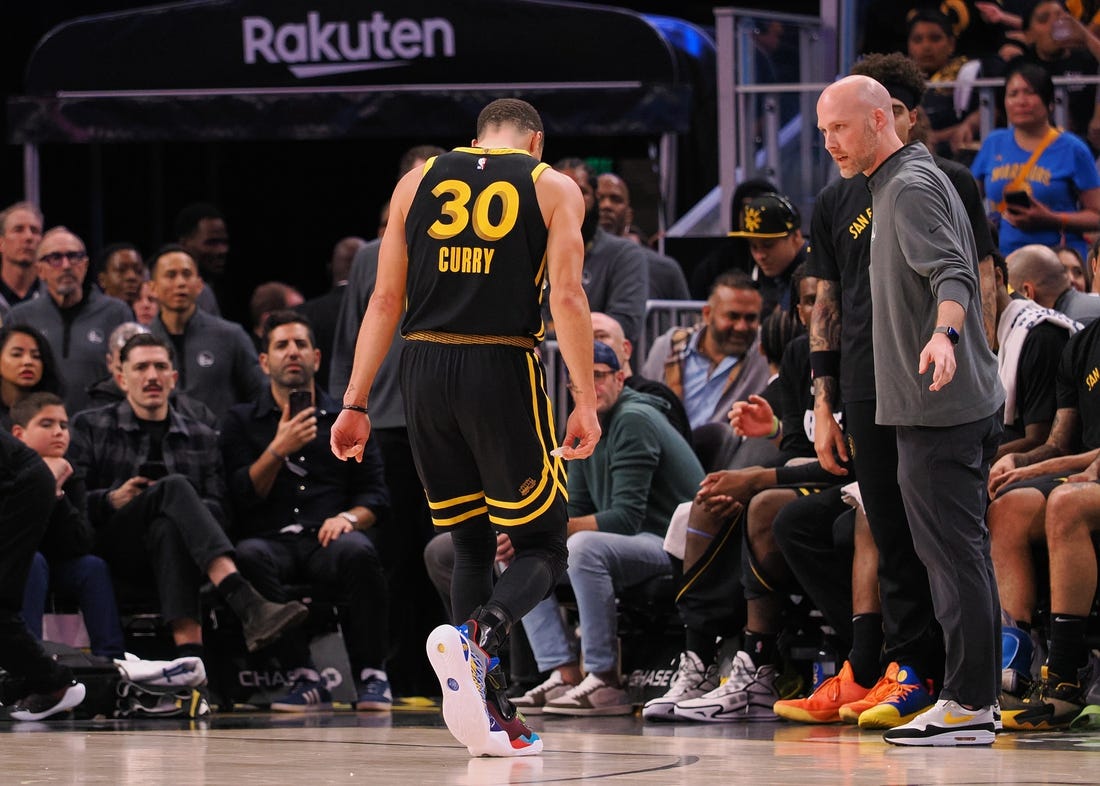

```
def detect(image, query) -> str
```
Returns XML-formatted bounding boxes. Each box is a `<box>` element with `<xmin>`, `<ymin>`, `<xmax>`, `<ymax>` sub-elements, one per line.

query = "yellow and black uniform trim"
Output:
<box><xmin>405</xmin><ymin>330</ymin><xmax>534</xmax><ymax>350</ymax></box>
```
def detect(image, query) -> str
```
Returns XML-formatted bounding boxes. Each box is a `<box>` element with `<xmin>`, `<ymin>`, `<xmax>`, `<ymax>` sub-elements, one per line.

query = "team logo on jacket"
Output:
<box><xmin>477</xmin><ymin>157</ymin><xmax>487</xmax><ymax>170</ymax></box>
<box><xmin>519</xmin><ymin>478</ymin><xmax>537</xmax><ymax>496</ymax></box>
<box><xmin>197</xmin><ymin>351</ymin><xmax>215</xmax><ymax>368</ymax></box>
<box><xmin>87</xmin><ymin>329</ymin><xmax>105</xmax><ymax>344</ymax></box>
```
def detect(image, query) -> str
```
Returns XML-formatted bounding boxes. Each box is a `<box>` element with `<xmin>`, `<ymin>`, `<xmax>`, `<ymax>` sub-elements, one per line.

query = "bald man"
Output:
<box><xmin>8</xmin><ymin>227</ymin><xmax>132</xmax><ymax>414</ymax></box>
<box><xmin>592</xmin><ymin>311</ymin><xmax>691</xmax><ymax>444</ymax></box>
<box><xmin>817</xmin><ymin>76</ymin><xmax>1004</xmax><ymax>746</ymax></box>
<box><xmin>1008</xmin><ymin>244</ymin><xmax>1100</xmax><ymax>326</ymax></box>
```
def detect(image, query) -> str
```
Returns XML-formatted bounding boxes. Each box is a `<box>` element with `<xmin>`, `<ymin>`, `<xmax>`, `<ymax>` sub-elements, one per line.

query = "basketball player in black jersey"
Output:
<box><xmin>332</xmin><ymin>98</ymin><xmax>600</xmax><ymax>757</ymax></box>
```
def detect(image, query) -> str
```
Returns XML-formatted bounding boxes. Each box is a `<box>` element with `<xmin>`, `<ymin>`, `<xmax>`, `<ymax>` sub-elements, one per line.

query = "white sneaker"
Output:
<box><xmin>883</xmin><ymin>699</ymin><xmax>996</xmax><ymax>746</ymax></box>
<box><xmin>642</xmin><ymin>651</ymin><xmax>719</xmax><ymax>721</ymax></box>
<box><xmin>542</xmin><ymin>673</ymin><xmax>634</xmax><ymax>716</ymax></box>
<box><xmin>10</xmin><ymin>682</ymin><xmax>86</xmax><ymax>721</ymax></box>
<box><xmin>426</xmin><ymin>623</ymin><xmax>492</xmax><ymax>754</ymax></box>
<box><xmin>511</xmin><ymin>670</ymin><xmax>573</xmax><ymax>716</ymax></box>
<box><xmin>673</xmin><ymin>651</ymin><xmax>779</xmax><ymax>723</ymax></box>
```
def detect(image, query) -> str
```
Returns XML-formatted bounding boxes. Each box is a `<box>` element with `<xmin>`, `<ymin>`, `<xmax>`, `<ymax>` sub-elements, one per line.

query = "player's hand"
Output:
<box><xmin>1066</xmin><ymin>463</ymin><xmax>1100</xmax><ymax>484</ymax></box>
<box><xmin>919</xmin><ymin>333</ymin><xmax>956</xmax><ymax>391</ymax></box>
<box><xmin>728</xmin><ymin>395</ymin><xmax>775</xmax><ymax>438</ymax></box>
<box><xmin>697</xmin><ymin>468</ymin><xmax>765</xmax><ymax>505</ymax></box>
<box><xmin>556</xmin><ymin>404</ymin><xmax>601</xmax><ymax>460</ymax></box>
<box><xmin>988</xmin><ymin>454</ymin><xmax>1043</xmax><ymax>497</ymax></box>
<box><xmin>331</xmin><ymin>408</ymin><xmax>371</xmax><ymax>462</ymax></box>
<box><xmin>813</xmin><ymin>403</ymin><xmax>849</xmax><ymax>476</ymax></box>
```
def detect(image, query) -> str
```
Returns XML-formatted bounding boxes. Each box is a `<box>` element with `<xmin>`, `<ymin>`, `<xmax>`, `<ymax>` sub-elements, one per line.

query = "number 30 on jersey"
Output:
<box><xmin>428</xmin><ymin>179</ymin><xmax>519</xmax><ymax>241</ymax></box>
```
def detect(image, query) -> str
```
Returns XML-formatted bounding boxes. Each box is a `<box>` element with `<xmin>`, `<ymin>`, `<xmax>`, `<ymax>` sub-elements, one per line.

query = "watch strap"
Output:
<box><xmin>933</xmin><ymin>326</ymin><xmax>960</xmax><ymax>345</ymax></box>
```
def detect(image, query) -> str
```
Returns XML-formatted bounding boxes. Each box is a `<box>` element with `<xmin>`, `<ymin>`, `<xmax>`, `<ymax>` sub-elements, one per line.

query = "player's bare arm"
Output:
<box><xmin>537</xmin><ymin>168</ymin><xmax>600</xmax><ymax>459</ymax></box>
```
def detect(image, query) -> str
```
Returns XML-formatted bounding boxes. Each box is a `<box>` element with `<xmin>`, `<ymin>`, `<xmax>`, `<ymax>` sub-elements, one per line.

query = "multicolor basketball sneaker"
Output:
<box><xmin>426</xmin><ymin>623</ymin><xmax>542</xmax><ymax>757</ymax></box>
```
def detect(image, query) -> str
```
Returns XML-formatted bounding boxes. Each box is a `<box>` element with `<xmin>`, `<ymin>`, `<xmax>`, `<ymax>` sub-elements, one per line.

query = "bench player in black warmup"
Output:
<box><xmin>331</xmin><ymin>99</ymin><xmax>600</xmax><ymax>757</ymax></box>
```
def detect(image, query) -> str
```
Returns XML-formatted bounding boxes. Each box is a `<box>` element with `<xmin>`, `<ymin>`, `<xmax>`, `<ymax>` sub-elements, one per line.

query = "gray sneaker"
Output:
<box><xmin>510</xmin><ymin>671</ymin><xmax>573</xmax><ymax>716</ymax></box>
<box><xmin>673</xmin><ymin>651</ymin><xmax>780</xmax><ymax>722</ymax></box>
<box><xmin>542</xmin><ymin>673</ymin><xmax>634</xmax><ymax>717</ymax></box>
<box><xmin>642</xmin><ymin>651</ymin><xmax>720</xmax><ymax>721</ymax></box>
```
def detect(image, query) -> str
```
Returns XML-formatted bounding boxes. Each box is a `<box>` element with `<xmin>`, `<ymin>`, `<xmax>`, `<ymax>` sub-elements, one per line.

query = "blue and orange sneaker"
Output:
<box><xmin>857</xmin><ymin>664</ymin><xmax>934</xmax><ymax>729</ymax></box>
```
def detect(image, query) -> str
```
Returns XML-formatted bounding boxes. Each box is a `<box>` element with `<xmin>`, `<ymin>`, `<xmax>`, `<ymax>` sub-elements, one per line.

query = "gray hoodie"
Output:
<box><xmin>866</xmin><ymin>143</ymin><xmax>1003</xmax><ymax>427</ymax></box>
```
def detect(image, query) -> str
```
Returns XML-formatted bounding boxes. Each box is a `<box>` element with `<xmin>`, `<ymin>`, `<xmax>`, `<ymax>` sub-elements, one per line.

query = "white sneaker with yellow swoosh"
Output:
<box><xmin>883</xmin><ymin>699</ymin><xmax>996</xmax><ymax>746</ymax></box>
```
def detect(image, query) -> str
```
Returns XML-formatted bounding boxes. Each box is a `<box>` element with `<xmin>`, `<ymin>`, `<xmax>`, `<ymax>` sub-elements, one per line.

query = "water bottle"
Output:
<box><xmin>811</xmin><ymin>646</ymin><xmax>836</xmax><ymax>690</ymax></box>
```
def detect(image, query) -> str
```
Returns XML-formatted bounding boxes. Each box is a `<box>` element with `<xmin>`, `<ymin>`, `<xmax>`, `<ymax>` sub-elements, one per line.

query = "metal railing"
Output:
<box><xmin>541</xmin><ymin>299</ymin><xmax>705</xmax><ymax>435</ymax></box>
<box><xmin>714</xmin><ymin>5</ymin><xmax>1100</xmax><ymax>232</ymax></box>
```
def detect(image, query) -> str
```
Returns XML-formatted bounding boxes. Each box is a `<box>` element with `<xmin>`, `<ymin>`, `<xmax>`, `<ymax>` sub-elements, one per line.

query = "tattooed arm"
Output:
<box><xmin>810</xmin><ymin>278</ymin><xmax>848</xmax><ymax>475</ymax></box>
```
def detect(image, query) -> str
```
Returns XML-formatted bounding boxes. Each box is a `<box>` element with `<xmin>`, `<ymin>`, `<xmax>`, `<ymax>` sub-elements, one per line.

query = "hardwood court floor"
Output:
<box><xmin>2</xmin><ymin>705</ymin><xmax>1098</xmax><ymax>785</ymax></box>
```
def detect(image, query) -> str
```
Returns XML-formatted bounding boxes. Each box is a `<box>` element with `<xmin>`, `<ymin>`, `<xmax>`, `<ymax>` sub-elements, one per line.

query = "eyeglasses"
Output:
<box><xmin>38</xmin><ymin>250</ymin><xmax>88</xmax><ymax>267</ymax></box>
<box><xmin>593</xmin><ymin>369</ymin><xmax>618</xmax><ymax>382</ymax></box>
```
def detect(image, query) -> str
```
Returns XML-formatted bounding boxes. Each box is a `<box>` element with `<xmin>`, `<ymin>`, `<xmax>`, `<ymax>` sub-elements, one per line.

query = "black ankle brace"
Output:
<box><xmin>472</xmin><ymin>604</ymin><xmax>512</xmax><ymax>655</ymax></box>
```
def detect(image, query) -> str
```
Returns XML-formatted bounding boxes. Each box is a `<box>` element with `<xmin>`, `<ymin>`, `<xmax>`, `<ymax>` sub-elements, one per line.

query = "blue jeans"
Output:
<box><xmin>521</xmin><ymin>531</ymin><xmax>671</xmax><ymax>675</ymax></box>
<box><xmin>22</xmin><ymin>552</ymin><xmax>127</xmax><ymax>658</ymax></box>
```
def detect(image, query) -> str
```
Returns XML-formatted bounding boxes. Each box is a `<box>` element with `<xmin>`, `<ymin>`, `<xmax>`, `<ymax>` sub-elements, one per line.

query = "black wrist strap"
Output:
<box><xmin>809</xmin><ymin>350</ymin><xmax>841</xmax><ymax>380</ymax></box>
<box><xmin>342</xmin><ymin>404</ymin><xmax>369</xmax><ymax>414</ymax></box>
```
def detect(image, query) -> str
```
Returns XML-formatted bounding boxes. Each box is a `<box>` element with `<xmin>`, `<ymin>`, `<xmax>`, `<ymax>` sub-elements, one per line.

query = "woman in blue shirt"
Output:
<box><xmin>971</xmin><ymin>59</ymin><xmax>1100</xmax><ymax>259</ymax></box>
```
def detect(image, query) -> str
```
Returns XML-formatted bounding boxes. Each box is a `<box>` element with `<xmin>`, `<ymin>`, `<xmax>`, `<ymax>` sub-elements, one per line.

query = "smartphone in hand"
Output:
<box><xmin>1004</xmin><ymin>190</ymin><xmax>1032</xmax><ymax>208</ymax></box>
<box><xmin>137</xmin><ymin>461</ymin><xmax>168</xmax><ymax>480</ymax></box>
<box><xmin>288</xmin><ymin>390</ymin><xmax>312</xmax><ymax>417</ymax></box>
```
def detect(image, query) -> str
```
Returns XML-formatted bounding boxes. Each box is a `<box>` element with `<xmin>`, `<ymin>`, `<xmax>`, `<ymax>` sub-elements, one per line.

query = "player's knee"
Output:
<box><xmin>1045</xmin><ymin>485</ymin><xmax>1094</xmax><ymax>539</ymax></box>
<box><xmin>510</xmin><ymin>527</ymin><xmax>568</xmax><ymax>583</ymax></box>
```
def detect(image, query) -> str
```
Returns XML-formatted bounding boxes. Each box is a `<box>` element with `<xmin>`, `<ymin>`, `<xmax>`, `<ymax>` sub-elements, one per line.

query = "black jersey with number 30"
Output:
<box><xmin>402</xmin><ymin>148</ymin><xmax>550</xmax><ymax>339</ymax></box>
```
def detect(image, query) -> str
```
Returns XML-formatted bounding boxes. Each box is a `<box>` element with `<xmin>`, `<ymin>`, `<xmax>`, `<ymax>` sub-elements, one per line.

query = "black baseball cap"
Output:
<box><xmin>728</xmin><ymin>193</ymin><xmax>801</xmax><ymax>239</ymax></box>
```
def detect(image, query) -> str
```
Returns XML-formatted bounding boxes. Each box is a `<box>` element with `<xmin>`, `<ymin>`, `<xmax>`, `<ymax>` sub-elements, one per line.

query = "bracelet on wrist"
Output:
<box><xmin>342</xmin><ymin>404</ymin><xmax>369</xmax><ymax>414</ymax></box>
<box><xmin>766</xmin><ymin>416</ymin><xmax>781</xmax><ymax>440</ymax></box>
<box><xmin>268</xmin><ymin>446</ymin><xmax>286</xmax><ymax>461</ymax></box>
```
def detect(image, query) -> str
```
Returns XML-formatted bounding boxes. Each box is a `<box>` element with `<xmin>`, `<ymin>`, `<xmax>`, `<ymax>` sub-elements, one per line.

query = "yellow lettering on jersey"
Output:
<box><xmin>1087</xmin><ymin>366</ymin><xmax>1100</xmax><ymax>391</ymax></box>
<box><xmin>437</xmin><ymin>246</ymin><xmax>496</xmax><ymax>275</ymax></box>
<box><xmin>848</xmin><ymin>208</ymin><xmax>873</xmax><ymax>240</ymax></box>
<box><xmin>990</xmin><ymin>163</ymin><xmax>1053</xmax><ymax>188</ymax></box>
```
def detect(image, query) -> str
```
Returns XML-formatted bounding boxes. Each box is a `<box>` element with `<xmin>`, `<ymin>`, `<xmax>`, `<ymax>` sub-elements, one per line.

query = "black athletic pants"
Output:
<box><xmin>846</xmin><ymin>400</ymin><xmax>943</xmax><ymax>683</ymax></box>
<box><xmin>771</xmin><ymin>486</ymin><xmax>854</xmax><ymax>646</ymax></box>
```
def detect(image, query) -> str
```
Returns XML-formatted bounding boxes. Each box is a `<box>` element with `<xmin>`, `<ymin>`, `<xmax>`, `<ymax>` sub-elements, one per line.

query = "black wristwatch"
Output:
<box><xmin>933</xmin><ymin>326</ymin><xmax>960</xmax><ymax>345</ymax></box>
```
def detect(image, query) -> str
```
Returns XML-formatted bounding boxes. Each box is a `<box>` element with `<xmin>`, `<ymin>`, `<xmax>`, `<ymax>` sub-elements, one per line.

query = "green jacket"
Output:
<box><xmin>567</xmin><ymin>387</ymin><xmax>703</xmax><ymax>537</ymax></box>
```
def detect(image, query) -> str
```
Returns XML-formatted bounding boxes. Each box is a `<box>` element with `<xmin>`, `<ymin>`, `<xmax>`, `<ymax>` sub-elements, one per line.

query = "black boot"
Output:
<box><xmin>220</xmin><ymin>577</ymin><xmax>309</xmax><ymax>653</ymax></box>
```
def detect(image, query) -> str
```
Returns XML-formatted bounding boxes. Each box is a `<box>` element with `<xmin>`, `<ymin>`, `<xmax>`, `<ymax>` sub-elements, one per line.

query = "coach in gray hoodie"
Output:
<box><xmin>817</xmin><ymin>75</ymin><xmax>1004</xmax><ymax>747</ymax></box>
